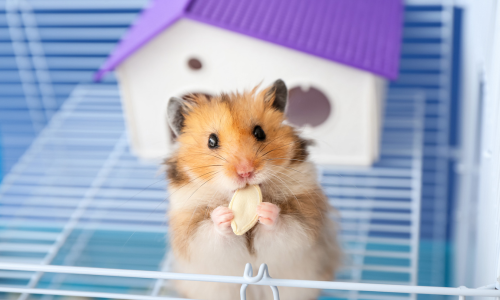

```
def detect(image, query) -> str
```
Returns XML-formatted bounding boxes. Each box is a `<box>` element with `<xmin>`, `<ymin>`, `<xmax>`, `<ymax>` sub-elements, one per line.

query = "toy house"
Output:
<box><xmin>95</xmin><ymin>0</ymin><xmax>403</xmax><ymax>166</ymax></box>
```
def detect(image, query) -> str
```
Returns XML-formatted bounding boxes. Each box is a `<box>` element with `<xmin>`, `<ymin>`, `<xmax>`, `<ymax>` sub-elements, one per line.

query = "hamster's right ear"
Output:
<box><xmin>264</xmin><ymin>79</ymin><xmax>288</xmax><ymax>113</ymax></box>
<box><xmin>167</xmin><ymin>97</ymin><xmax>186</xmax><ymax>137</ymax></box>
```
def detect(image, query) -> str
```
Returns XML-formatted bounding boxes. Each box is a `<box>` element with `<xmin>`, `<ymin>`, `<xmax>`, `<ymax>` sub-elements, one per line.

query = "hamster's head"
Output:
<box><xmin>166</xmin><ymin>79</ymin><xmax>310</xmax><ymax>192</ymax></box>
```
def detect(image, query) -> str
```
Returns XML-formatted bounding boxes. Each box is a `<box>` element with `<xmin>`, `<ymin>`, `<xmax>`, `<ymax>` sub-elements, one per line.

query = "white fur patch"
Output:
<box><xmin>167</xmin><ymin>161</ymin><xmax>339</xmax><ymax>300</ymax></box>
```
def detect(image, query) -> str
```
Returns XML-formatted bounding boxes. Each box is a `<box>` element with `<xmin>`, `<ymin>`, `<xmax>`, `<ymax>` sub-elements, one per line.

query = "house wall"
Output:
<box><xmin>117</xmin><ymin>19</ymin><xmax>384</xmax><ymax>166</ymax></box>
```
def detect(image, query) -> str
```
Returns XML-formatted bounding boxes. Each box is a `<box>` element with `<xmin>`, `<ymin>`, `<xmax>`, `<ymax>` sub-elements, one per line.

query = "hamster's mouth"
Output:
<box><xmin>231</xmin><ymin>184</ymin><xmax>262</xmax><ymax>193</ymax></box>
<box><xmin>233</xmin><ymin>172</ymin><xmax>262</xmax><ymax>190</ymax></box>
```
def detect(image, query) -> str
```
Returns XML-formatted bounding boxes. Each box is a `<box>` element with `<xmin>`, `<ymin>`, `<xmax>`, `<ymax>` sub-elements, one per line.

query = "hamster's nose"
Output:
<box><xmin>236</xmin><ymin>160</ymin><xmax>255</xmax><ymax>179</ymax></box>
<box><xmin>238</xmin><ymin>171</ymin><xmax>254</xmax><ymax>178</ymax></box>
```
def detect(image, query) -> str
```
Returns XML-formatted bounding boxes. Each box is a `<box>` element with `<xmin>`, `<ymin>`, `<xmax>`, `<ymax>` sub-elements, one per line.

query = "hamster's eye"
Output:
<box><xmin>253</xmin><ymin>126</ymin><xmax>266</xmax><ymax>141</ymax></box>
<box><xmin>208</xmin><ymin>133</ymin><xmax>219</xmax><ymax>149</ymax></box>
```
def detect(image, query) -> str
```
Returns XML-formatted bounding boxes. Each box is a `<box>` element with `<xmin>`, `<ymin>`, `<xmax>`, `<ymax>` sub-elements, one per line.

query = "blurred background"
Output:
<box><xmin>0</xmin><ymin>0</ymin><xmax>499</xmax><ymax>300</ymax></box>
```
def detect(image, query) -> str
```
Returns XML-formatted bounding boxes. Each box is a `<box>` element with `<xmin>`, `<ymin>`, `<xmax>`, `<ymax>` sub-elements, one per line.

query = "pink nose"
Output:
<box><xmin>236</xmin><ymin>161</ymin><xmax>254</xmax><ymax>178</ymax></box>
<box><xmin>238</xmin><ymin>171</ymin><xmax>253</xmax><ymax>178</ymax></box>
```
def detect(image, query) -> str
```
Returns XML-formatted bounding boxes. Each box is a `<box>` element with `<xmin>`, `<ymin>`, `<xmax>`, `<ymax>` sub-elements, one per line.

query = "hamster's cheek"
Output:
<box><xmin>213</xmin><ymin>174</ymin><xmax>242</xmax><ymax>193</ymax></box>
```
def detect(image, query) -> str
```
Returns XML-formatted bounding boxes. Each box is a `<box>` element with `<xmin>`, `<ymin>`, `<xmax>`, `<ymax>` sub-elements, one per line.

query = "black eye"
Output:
<box><xmin>208</xmin><ymin>133</ymin><xmax>219</xmax><ymax>149</ymax></box>
<box><xmin>253</xmin><ymin>126</ymin><xmax>266</xmax><ymax>141</ymax></box>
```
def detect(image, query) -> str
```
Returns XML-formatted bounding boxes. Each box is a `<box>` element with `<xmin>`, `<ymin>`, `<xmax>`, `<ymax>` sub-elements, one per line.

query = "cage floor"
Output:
<box><xmin>0</xmin><ymin>85</ymin><xmax>424</xmax><ymax>300</ymax></box>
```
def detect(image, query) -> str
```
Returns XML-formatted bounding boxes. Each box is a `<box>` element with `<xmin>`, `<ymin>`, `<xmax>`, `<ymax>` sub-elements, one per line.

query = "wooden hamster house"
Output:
<box><xmin>1</xmin><ymin>0</ymin><xmax>500</xmax><ymax>299</ymax></box>
<box><xmin>95</xmin><ymin>0</ymin><xmax>403</xmax><ymax>166</ymax></box>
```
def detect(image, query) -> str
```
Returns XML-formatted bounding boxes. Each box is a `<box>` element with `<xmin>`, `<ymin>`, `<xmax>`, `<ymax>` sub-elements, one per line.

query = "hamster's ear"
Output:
<box><xmin>167</xmin><ymin>97</ymin><xmax>186</xmax><ymax>136</ymax></box>
<box><xmin>264</xmin><ymin>79</ymin><xmax>288</xmax><ymax>112</ymax></box>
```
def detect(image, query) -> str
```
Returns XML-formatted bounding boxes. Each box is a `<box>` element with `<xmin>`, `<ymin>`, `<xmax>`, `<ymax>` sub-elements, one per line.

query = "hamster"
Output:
<box><xmin>165</xmin><ymin>79</ymin><xmax>341</xmax><ymax>300</ymax></box>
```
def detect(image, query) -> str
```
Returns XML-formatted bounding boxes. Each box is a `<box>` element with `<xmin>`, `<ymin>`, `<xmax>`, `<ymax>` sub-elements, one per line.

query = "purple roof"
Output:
<box><xmin>95</xmin><ymin>0</ymin><xmax>403</xmax><ymax>81</ymax></box>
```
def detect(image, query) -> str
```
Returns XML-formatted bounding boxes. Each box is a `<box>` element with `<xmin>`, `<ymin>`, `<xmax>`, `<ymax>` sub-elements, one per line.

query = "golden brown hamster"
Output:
<box><xmin>165</xmin><ymin>79</ymin><xmax>341</xmax><ymax>300</ymax></box>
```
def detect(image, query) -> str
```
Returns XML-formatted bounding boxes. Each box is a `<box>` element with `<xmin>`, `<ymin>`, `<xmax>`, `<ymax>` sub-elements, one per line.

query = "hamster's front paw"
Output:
<box><xmin>211</xmin><ymin>206</ymin><xmax>234</xmax><ymax>235</ymax></box>
<box><xmin>257</xmin><ymin>202</ymin><xmax>280</xmax><ymax>229</ymax></box>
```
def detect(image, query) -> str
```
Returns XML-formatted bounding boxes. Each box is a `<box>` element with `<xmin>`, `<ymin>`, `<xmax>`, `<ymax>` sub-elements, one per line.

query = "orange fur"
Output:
<box><xmin>169</xmin><ymin>87</ymin><xmax>297</xmax><ymax>187</ymax></box>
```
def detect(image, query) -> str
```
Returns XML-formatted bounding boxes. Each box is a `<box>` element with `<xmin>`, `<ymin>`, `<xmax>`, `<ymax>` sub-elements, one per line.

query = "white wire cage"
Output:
<box><xmin>0</xmin><ymin>0</ymin><xmax>500</xmax><ymax>299</ymax></box>
<box><xmin>0</xmin><ymin>85</ymin><xmax>426</xmax><ymax>300</ymax></box>
<box><xmin>0</xmin><ymin>85</ymin><xmax>497</xmax><ymax>299</ymax></box>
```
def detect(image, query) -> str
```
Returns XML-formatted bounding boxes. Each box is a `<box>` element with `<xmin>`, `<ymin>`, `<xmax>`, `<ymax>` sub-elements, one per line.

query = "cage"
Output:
<box><xmin>0</xmin><ymin>0</ymin><xmax>499</xmax><ymax>300</ymax></box>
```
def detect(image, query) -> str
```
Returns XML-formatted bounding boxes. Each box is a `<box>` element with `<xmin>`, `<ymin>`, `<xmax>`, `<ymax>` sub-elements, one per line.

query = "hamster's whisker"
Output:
<box><xmin>178</xmin><ymin>151</ymin><xmax>228</xmax><ymax>163</ymax></box>
<box><xmin>268</xmin><ymin>165</ymin><xmax>321</xmax><ymax>204</ymax></box>
<box><xmin>203</xmin><ymin>187</ymin><xmax>223</xmax><ymax>220</ymax></box>
<box><xmin>189</xmin><ymin>150</ymin><xmax>228</xmax><ymax>162</ymax></box>
<box><xmin>267</xmin><ymin>170</ymin><xmax>302</xmax><ymax>210</ymax></box>
<box><xmin>167</xmin><ymin>170</ymin><xmax>219</xmax><ymax>198</ymax></box>
<box><xmin>269</xmin><ymin>167</ymin><xmax>304</xmax><ymax>184</ymax></box>
<box><xmin>267</xmin><ymin>170</ymin><xmax>301</xmax><ymax>209</ymax></box>
<box><xmin>267</xmin><ymin>165</ymin><xmax>325</xmax><ymax>201</ymax></box>
<box><xmin>257</xmin><ymin>133</ymin><xmax>294</xmax><ymax>156</ymax></box>
<box><xmin>177</xmin><ymin>149</ymin><xmax>221</xmax><ymax>158</ymax></box>
<box><xmin>121</xmin><ymin>193</ymin><xmax>171</xmax><ymax>249</ymax></box>
<box><xmin>200</xmin><ymin>151</ymin><xmax>228</xmax><ymax>162</ymax></box>
<box><xmin>113</xmin><ymin>178</ymin><xmax>166</xmax><ymax>210</ymax></box>
<box><xmin>265</xmin><ymin>157</ymin><xmax>307</xmax><ymax>163</ymax></box>
<box><xmin>267</xmin><ymin>159</ymin><xmax>361</xmax><ymax>191</ymax></box>
<box><xmin>114</xmin><ymin>168</ymin><xmax>217</xmax><ymax>222</ymax></box>
<box><xmin>203</xmin><ymin>173</ymin><xmax>224</xmax><ymax>217</ymax></box>
<box><xmin>211</xmin><ymin>153</ymin><xmax>228</xmax><ymax>162</ymax></box>
<box><xmin>185</xmin><ymin>173</ymin><xmax>219</xmax><ymax>226</ymax></box>
<box><xmin>177</xmin><ymin>156</ymin><xmax>217</xmax><ymax>164</ymax></box>
<box><xmin>184</xmin><ymin>164</ymin><xmax>223</xmax><ymax>172</ymax></box>
<box><xmin>255</xmin><ymin>134</ymin><xmax>288</xmax><ymax>157</ymax></box>
<box><xmin>268</xmin><ymin>163</ymin><xmax>305</xmax><ymax>174</ymax></box>
<box><xmin>184</xmin><ymin>173</ymin><xmax>220</xmax><ymax>233</ymax></box>
<box><xmin>259</xmin><ymin>139</ymin><xmax>303</xmax><ymax>158</ymax></box>
<box><xmin>269</xmin><ymin>167</ymin><xmax>324</xmax><ymax>202</ymax></box>
<box><xmin>265</xmin><ymin>173</ymin><xmax>289</xmax><ymax>202</ymax></box>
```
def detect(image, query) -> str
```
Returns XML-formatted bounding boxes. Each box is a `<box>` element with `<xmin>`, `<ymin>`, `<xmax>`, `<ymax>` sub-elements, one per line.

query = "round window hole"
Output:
<box><xmin>188</xmin><ymin>58</ymin><xmax>202</xmax><ymax>70</ymax></box>
<box><xmin>286</xmin><ymin>86</ymin><xmax>332</xmax><ymax>127</ymax></box>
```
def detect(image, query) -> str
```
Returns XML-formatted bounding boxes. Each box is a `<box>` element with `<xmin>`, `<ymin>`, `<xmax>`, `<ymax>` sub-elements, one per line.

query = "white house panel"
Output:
<box><xmin>118</xmin><ymin>19</ymin><xmax>384</xmax><ymax>166</ymax></box>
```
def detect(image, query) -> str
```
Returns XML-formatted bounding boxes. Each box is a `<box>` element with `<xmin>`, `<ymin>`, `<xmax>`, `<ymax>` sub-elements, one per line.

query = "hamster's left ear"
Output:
<box><xmin>265</xmin><ymin>79</ymin><xmax>288</xmax><ymax>112</ymax></box>
<box><xmin>167</xmin><ymin>97</ymin><xmax>186</xmax><ymax>136</ymax></box>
